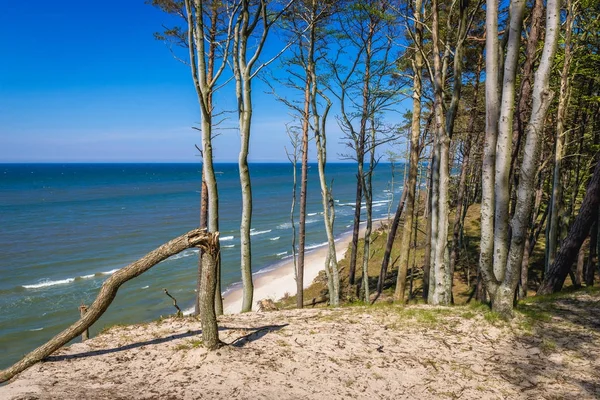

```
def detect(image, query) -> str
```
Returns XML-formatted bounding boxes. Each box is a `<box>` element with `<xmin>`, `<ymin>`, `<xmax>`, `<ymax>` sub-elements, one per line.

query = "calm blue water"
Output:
<box><xmin>0</xmin><ymin>163</ymin><xmax>403</xmax><ymax>369</ymax></box>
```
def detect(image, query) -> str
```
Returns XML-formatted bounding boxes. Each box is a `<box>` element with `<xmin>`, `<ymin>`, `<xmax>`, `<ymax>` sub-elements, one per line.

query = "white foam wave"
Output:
<box><xmin>23</xmin><ymin>278</ymin><xmax>75</xmax><ymax>289</ymax></box>
<box><xmin>220</xmin><ymin>236</ymin><xmax>234</xmax><ymax>241</ymax></box>
<box><xmin>277</xmin><ymin>222</ymin><xmax>292</xmax><ymax>229</ymax></box>
<box><xmin>141</xmin><ymin>285</ymin><xmax>149</xmax><ymax>289</ymax></box>
<box><xmin>101</xmin><ymin>269</ymin><xmax>119</xmax><ymax>275</ymax></box>
<box><xmin>29</xmin><ymin>327</ymin><xmax>44</xmax><ymax>331</ymax></box>
<box><xmin>270</xmin><ymin>237</ymin><xmax>280</xmax><ymax>241</ymax></box>
<box><xmin>79</xmin><ymin>274</ymin><xmax>95</xmax><ymax>279</ymax></box>
<box><xmin>276</xmin><ymin>251</ymin><xmax>287</xmax><ymax>257</ymax></box>
<box><xmin>223</xmin><ymin>244</ymin><xmax>235</xmax><ymax>248</ymax></box>
<box><xmin>250</xmin><ymin>229</ymin><xmax>272</xmax><ymax>236</ymax></box>
<box><xmin>168</xmin><ymin>249</ymin><xmax>198</xmax><ymax>261</ymax></box>
<box><xmin>305</xmin><ymin>242</ymin><xmax>328</xmax><ymax>251</ymax></box>
<box><xmin>307</xmin><ymin>212</ymin><xmax>318</xmax><ymax>216</ymax></box>
<box><xmin>183</xmin><ymin>306</ymin><xmax>195</xmax><ymax>316</ymax></box>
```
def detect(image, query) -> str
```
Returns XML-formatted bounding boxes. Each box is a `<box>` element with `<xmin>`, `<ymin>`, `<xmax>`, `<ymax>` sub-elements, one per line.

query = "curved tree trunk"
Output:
<box><xmin>0</xmin><ymin>229</ymin><xmax>220</xmax><ymax>384</ymax></box>
<box><xmin>538</xmin><ymin>159</ymin><xmax>600</xmax><ymax>295</ymax></box>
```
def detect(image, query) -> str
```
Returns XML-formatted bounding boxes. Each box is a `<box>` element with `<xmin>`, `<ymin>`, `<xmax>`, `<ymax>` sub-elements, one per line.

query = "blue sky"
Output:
<box><xmin>0</xmin><ymin>1</ymin><xmax>407</xmax><ymax>163</ymax></box>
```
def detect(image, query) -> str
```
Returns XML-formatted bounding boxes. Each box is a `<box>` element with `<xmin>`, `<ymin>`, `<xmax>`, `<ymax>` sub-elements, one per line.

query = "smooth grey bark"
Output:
<box><xmin>546</xmin><ymin>0</ymin><xmax>575</xmax><ymax>271</ymax></box>
<box><xmin>492</xmin><ymin>0</ymin><xmax>527</xmax><ymax>281</ymax></box>
<box><xmin>509</xmin><ymin>0</ymin><xmax>544</xmax><ymax>210</ymax></box>
<box><xmin>497</xmin><ymin>0</ymin><xmax>560</xmax><ymax>316</ymax></box>
<box><xmin>185</xmin><ymin>0</ymin><xmax>232</xmax><ymax>316</ymax></box>
<box><xmin>394</xmin><ymin>0</ymin><xmax>423</xmax><ymax>304</ymax></box>
<box><xmin>479</xmin><ymin>0</ymin><xmax>501</xmax><ymax>298</ymax></box>
<box><xmin>313</xmin><ymin>94</ymin><xmax>339</xmax><ymax>306</ymax></box>
<box><xmin>231</xmin><ymin>0</ymin><xmax>292</xmax><ymax>312</ymax></box>
<box><xmin>285</xmin><ymin>127</ymin><xmax>301</xmax><ymax>307</ymax></box>
<box><xmin>429</xmin><ymin>0</ymin><xmax>452</xmax><ymax>305</ymax></box>
<box><xmin>231</xmin><ymin>3</ymin><xmax>259</xmax><ymax>313</ymax></box>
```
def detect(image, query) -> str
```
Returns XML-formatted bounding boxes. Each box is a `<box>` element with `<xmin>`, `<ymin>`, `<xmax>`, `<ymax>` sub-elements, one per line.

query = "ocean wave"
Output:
<box><xmin>307</xmin><ymin>212</ymin><xmax>318</xmax><ymax>216</ymax></box>
<box><xmin>276</xmin><ymin>251</ymin><xmax>287</xmax><ymax>257</ymax></box>
<box><xmin>220</xmin><ymin>236</ymin><xmax>234</xmax><ymax>241</ymax></box>
<box><xmin>277</xmin><ymin>222</ymin><xmax>292</xmax><ymax>229</ymax></box>
<box><xmin>250</xmin><ymin>229</ymin><xmax>272</xmax><ymax>236</ymax></box>
<box><xmin>22</xmin><ymin>278</ymin><xmax>75</xmax><ymax>289</ymax></box>
<box><xmin>223</xmin><ymin>244</ymin><xmax>235</xmax><ymax>248</ymax></box>
<box><xmin>79</xmin><ymin>274</ymin><xmax>96</xmax><ymax>280</ymax></box>
<box><xmin>167</xmin><ymin>249</ymin><xmax>199</xmax><ymax>261</ymax></box>
<box><xmin>101</xmin><ymin>269</ymin><xmax>119</xmax><ymax>275</ymax></box>
<box><xmin>29</xmin><ymin>327</ymin><xmax>44</xmax><ymax>332</ymax></box>
<box><xmin>270</xmin><ymin>237</ymin><xmax>280</xmax><ymax>241</ymax></box>
<box><xmin>373</xmin><ymin>200</ymin><xmax>391</xmax><ymax>205</ymax></box>
<box><xmin>141</xmin><ymin>285</ymin><xmax>149</xmax><ymax>289</ymax></box>
<box><xmin>305</xmin><ymin>242</ymin><xmax>328</xmax><ymax>251</ymax></box>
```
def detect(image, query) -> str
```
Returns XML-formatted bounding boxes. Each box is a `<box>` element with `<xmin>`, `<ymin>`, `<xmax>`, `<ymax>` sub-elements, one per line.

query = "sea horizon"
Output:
<box><xmin>0</xmin><ymin>162</ymin><xmax>405</xmax><ymax>369</ymax></box>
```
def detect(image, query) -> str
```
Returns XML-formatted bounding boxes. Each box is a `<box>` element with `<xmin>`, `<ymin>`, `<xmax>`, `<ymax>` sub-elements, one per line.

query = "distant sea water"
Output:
<box><xmin>0</xmin><ymin>163</ymin><xmax>404</xmax><ymax>369</ymax></box>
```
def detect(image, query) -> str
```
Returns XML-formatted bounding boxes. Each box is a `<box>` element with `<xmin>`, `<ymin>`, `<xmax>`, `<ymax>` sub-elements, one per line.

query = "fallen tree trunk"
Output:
<box><xmin>0</xmin><ymin>229</ymin><xmax>219</xmax><ymax>384</ymax></box>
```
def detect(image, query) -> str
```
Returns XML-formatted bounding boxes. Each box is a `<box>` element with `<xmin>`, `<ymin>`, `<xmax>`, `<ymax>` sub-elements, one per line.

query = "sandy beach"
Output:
<box><xmin>2</xmin><ymin>291</ymin><xmax>598</xmax><ymax>399</ymax></box>
<box><xmin>222</xmin><ymin>219</ymin><xmax>386</xmax><ymax>313</ymax></box>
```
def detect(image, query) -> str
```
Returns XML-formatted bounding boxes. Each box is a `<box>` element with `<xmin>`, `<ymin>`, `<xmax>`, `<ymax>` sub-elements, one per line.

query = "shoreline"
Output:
<box><xmin>222</xmin><ymin>218</ymin><xmax>388</xmax><ymax>313</ymax></box>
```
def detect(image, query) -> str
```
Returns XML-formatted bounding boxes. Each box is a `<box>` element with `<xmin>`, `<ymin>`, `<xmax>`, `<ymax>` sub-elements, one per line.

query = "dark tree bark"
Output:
<box><xmin>375</xmin><ymin>187</ymin><xmax>408</xmax><ymax>296</ymax></box>
<box><xmin>585</xmin><ymin>221</ymin><xmax>598</xmax><ymax>286</ymax></box>
<box><xmin>196</xmin><ymin>179</ymin><xmax>209</xmax><ymax>315</ymax></box>
<box><xmin>0</xmin><ymin>229</ymin><xmax>220</xmax><ymax>384</ymax></box>
<box><xmin>538</xmin><ymin>160</ymin><xmax>600</xmax><ymax>295</ymax></box>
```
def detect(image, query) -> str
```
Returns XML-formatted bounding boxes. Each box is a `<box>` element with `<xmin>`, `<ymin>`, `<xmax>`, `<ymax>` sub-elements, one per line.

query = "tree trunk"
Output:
<box><xmin>585</xmin><ymin>221</ymin><xmax>598</xmax><ymax>286</ymax></box>
<box><xmin>349</xmin><ymin>161</ymin><xmax>364</xmax><ymax>286</ymax></box>
<box><xmin>183</xmin><ymin>0</ymin><xmax>225</xmax><ymax>316</ymax></box>
<box><xmin>394</xmin><ymin>0</ymin><xmax>423</xmax><ymax>304</ymax></box>
<box><xmin>450</xmin><ymin>49</ymin><xmax>482</xmax><ymax>284</ymax></box>
<box><xmin>376</xmin><ymin>184</ymin><xmax>407</xmax><ymax>296</ymax></box>
<box><xmin>538</xmin><ymin>159</ymin><xmax>600</xmax><ymax>295</ymax></box>
<box><xmin>430</xmin><ymin>0</ymin><xmax>451</xmax><ymax>305</ymax></box>
<box><xmin>196</xmin><ymin>179</ymin><xmax>209</xmax><ymax>315</ymax></box>
<box><xmin>500</xmin><ymin>0</ymin><xmax>560</xmax><ymax>316</ymax></box>
<box><xmin>423</xmin><ymin>152</ymin><xmax>433</xmax><ymax>301</ymax></box>
<box><xmin>509</xmin><ymin>0</ymin><xmax>544</xmax><ymax>209</ymax></box>
<box><xmin>362</xmin><ymin>138</ymin><xmax>375</xmax><ymax>302</ymax></box>
<box><xmin>0</xmin><ymin>230</ymin><xmax>219</xmax><ymax>384</ymax></box>
<box><xmin>238</xmin><ymin>79</ymin><xmax>254</xmax><ymax>313</ymax></box>
<box><xmin>479</xmin><ymin>0</ymin><xmax>501</xmax><ymax>299</ymax></box>
<box><xmin>297</xmin><ymin>79</ymin><xmax>311</xmax><ymax>309</ymax></box>
<box><xmin>546</xmin><ymin>0</ymin><xmax>575</xmax><ymax>271</ymax></box>
<box><xmin>493</xmin><ymin>0</ymin><xmax>527</xmax><ymax>281</ymax></box>
<box><xmin>575</xmin><ymin>241</ymin><xmax>586</xmax><ymax>287</ymax></box>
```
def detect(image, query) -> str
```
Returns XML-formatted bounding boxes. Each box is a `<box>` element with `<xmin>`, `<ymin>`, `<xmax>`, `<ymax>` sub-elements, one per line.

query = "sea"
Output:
<box><xmin>0</xmin><ymin>163</ymin><xmax>404</xmax><ymax>370</ymax></box>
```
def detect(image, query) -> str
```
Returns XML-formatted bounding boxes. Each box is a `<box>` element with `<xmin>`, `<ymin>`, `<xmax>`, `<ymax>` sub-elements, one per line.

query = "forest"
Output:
<box><xmin>148</xmin><ymin>0</ymin><xmax>599</xmax><ymax>342</ymax></box>
<box><xmin>2</xmin><ymin>0</ymin><xmax>600</xmax><ymax>390</ymax></box>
